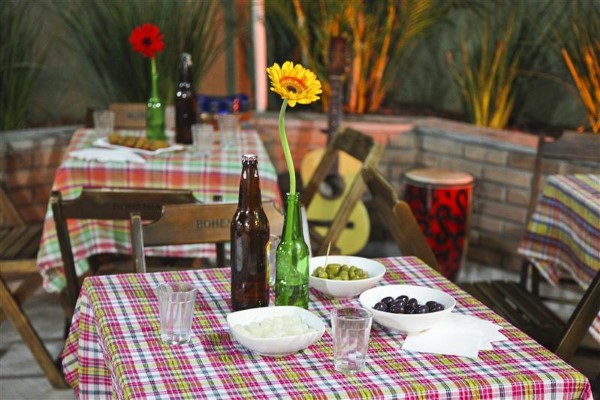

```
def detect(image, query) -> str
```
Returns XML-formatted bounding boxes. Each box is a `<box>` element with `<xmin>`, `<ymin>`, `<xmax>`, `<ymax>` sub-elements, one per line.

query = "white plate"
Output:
<box><xmin>93</xmin><ymin>138</ymin><xmax>184</xmax><ymax>155</ymax></box>
<box><xmin>309</xmin><ymin>256</ymin><xmax>385</xmax><ymax>298</ymax></box>
<box><xmin>227</xmin><ymin>306</ymin><xmax>325</xmax><ymax>357</ymax></box>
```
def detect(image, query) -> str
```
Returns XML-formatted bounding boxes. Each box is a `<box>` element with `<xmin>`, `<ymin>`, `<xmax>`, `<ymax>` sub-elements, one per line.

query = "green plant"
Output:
<box><xmin>561</xmin><ymin>4</ymin><xmax>600</xmax><ymax>133</ymax></box>
<box><xmin>447</xmin><ymin>1</ymin><xmax>564</xmax><ymax>129</ymax></box>
<box><xmin>267</xmin><ymin>0</ymin><xmax>449</xmax><ymax>114</ymax></box>
<box><xmin>0</xmin><ymin>1</ymin><xmax>49</xmax><ymax>130</ymax></box>
<box><xmin>53</xmin><ymin>0</ymin><xmax>225</xmax><ymax>107</ymax></box>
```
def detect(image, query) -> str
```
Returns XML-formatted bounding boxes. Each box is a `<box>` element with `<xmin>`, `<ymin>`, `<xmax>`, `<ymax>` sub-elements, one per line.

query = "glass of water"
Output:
<box><xmin>331</xmin><ymin>306</ymin><xmax>373</xmax><ymax>374</ymax></box>
<box><xmin>156</xmin><ymin>282</ymin><xmax>197</xmax><ymax>345</ymax></box>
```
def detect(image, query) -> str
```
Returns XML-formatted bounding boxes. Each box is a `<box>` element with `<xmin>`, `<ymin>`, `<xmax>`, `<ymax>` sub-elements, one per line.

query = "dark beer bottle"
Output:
<box><xmin>175</xmin><ymin>52</ymin><xmax>196</xmax><ymax>144</ymax></box>
<box><xmin>230</xmin><ymin>154</ymin><xmax>270</xmax><ymax>311</ymax></box>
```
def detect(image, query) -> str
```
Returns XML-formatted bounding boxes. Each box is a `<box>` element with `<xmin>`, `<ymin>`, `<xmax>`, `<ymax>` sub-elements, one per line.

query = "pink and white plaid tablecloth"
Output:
<box><xmin>518</xmin><ymin>174</ymin><xmax>600</xmax><ymax>343</ymax></box>
<box><xmin>37</xmin><ymin>128</ymin><xmax>281</xmax><ymax>293</ymax></box>
<box><xmin>62</xmin><ymin>257</ymin><xmax>591</xmax><ymax>399</ymax></box>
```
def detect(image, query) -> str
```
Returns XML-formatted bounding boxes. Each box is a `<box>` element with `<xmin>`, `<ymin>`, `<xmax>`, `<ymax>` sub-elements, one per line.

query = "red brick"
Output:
<box><xmin>7</xmin><ymin>169</ymin><xmax>57</xmax><ymax>187</ymax></box>
<box><xmin>33</xmin><ymin>147</ymin><xmax>68</xmax><ymax>168</ymax></box>
<box><xmin>5</xmin><ymin>152</ymin><xmax>34</xmax><ymax>171</ymax></box>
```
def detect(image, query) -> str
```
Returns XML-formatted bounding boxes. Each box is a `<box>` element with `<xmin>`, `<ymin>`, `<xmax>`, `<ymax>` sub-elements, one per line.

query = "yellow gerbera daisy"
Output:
<box><xmin>267</xmin><ymin>61</ymin><xmax>322</xmax><ymax>107</ymax></box>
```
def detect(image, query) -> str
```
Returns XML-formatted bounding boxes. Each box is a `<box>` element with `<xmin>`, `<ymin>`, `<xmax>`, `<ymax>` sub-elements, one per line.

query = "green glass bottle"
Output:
<box><xmin>275</xmin><ymin>192</ymin><xmax>309</xmax><ymax>309</ymax></box>
<box><xmin>146</xmin><ymin>58</ymin><xmax>166</xmax><ymax>140</ymax></box>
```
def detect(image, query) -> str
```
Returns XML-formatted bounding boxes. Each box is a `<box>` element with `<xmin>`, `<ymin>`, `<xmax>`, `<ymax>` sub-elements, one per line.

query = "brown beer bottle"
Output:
<box><xmin>230</xmin><ymin>154</ymin><xmax>270</xmax><ymax>311</ymax></box>
<box><xmin>175</xmin><ymin>52</ymin><xmax>196</xmax><ymax>144</ymax></box>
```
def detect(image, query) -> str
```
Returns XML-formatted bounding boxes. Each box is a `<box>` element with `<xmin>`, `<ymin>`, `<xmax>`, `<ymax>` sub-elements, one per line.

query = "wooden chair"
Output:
<box><xmin>362</xmin><ymin>167</ymin><xmax>441</xmax><ymax>272</ymax></box>
<box><xmin>130</xmin><ymin>201</ymin><xmax>284</xmax><ymax>273</ymax></box>
<box><xmin>461</xmin><ymin>130</ymin><xmax>600</xmax><ymax>361</ymax></box>
<box><xmin>300</xmin><ymin>127</ymin><xmax>385</xmax><ymax>256</ymax></box>
<box><xmin>50</xmin><ymin>187</ymin><xmax>198</xmax><ymax>311</ymax></box>
<box><xmin>0</xmin><ymin>186</ymin><xmax>67</xmax><ymax>388</ymax></box>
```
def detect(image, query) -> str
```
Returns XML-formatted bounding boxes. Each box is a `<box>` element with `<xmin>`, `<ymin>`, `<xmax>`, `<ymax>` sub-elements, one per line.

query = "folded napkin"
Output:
<box><xmin>402</xmin><ymin>314</ymin><xmax>507</xmax><ymax>358</ymax></box>
<box><xmin>69</xmin><ymin>148</ymin><xmax>146</xmax><ymax>164</ymax></box>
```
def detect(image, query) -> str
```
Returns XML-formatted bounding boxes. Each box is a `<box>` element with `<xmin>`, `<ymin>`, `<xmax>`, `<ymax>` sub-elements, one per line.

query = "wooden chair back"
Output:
<box><xmin>0</xmin><ymin>185</ymin><xmax>67</xmax><ymax>388</ymax></box>
<box><xmin>300</xmin><ymin>128</ymin><xmax>385</xmax><ymax>255</ymax></box>
<box><xmin>362</xmin><ymin>167</ymin><xmax>441</xmax><ymax>272</ymax></box>
<box><xmin>109</xmin><ymin>103</ymin><xmax>146</xmax><ymax>129</ymax></box>
<box><xmin>131</xmin><ymin>201</ymin><xmax>284</xmax><ymax>273</ymax></box>
<box><xmin>554</xmin><ymin>270</ymin><xmax>600</xmax><ymax>360</ymax></box>
<box><xmin>51</xmin><ymin>187</ymin><xmax>198</xmax><ymax>310</ymax></box>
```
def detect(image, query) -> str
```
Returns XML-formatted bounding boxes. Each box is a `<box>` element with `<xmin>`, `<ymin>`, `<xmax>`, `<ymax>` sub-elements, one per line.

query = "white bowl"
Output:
<box><xmin>227</xmin><ymin>306</ymin><xmax>325</xmax><ymax>357</ymax></box>
<box><xmin>359</xmin><ymin>285</ymin><xmax>455</xmax><ymax>333</ymax></box>
<box><xmin>309</xmin><ymin>256</ymin><xmax>386</xmax><ymax>298</ymax></box>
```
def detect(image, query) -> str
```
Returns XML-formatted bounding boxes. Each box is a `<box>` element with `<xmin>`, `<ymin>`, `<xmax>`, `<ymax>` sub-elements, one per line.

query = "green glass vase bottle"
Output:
<box><xmin>146</xmin><ymin>58</ymin><xmax>166</xmax><ymax>140</ymax></box>
<box><xmin>275</xmin><ymin>192</ymin><xmax>310</xmax><ymax>309</ymax></box>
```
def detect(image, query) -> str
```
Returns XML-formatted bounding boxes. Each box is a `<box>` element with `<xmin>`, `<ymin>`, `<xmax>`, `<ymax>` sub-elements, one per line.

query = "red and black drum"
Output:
<box><xmin>402</xmin><ymin>168</ymin><xmax>475</xmax><ymax>281</ymax></box>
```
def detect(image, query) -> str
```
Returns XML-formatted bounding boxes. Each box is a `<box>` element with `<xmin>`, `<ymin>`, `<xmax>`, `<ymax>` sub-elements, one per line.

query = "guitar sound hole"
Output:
<box><xmin>319</xmin><ymin>174</ymin><xmax>346</xmax><ymax>200</ymax></box>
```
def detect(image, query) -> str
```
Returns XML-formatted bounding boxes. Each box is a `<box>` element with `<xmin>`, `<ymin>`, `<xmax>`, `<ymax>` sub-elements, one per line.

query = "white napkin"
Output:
<box><xmin>402</xmin><ymin>314</ymin><xmax>507</xmax><ymax>358</ymax></box>
<box><xmin>69</xmin><ymin>148</ymin><xmax>146</xmax><ymax>164</ymax></box>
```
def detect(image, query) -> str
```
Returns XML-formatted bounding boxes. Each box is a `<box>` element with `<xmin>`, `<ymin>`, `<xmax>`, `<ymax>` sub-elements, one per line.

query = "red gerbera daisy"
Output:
<box><xmin>129</xmin><ymin>23</ymin><xmax>164</xmax><ymax>58</ymax></box>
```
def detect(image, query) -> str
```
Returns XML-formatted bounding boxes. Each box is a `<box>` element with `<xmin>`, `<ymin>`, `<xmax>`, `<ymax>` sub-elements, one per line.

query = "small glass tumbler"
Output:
<box><xmin>267</xmin><ymin>234</ymin><xmax>281</xmax><ymax>288</ymax></box>
<box><xmin>331</xmin><ymin>306</ymin><xmax>373</xmax><ymax>374</ymax></box>
<box><xmin>93</xmin><ymin>110</ymin><xmax>115</xmax><ymax>139</ymax></box>
<box><xmin>217</xmin><ymin>114</ymin><xmax>239</xmax><ymax>147</ymax></box>
<box><xmin>191</xmin><ymin>123</ymin><xmax>214</xmax><ymax>157</ymax></box>
<box><xmin>156</xmin><ymin>282</ymin><xmax>197</xmax><ymax>345</ymax></box>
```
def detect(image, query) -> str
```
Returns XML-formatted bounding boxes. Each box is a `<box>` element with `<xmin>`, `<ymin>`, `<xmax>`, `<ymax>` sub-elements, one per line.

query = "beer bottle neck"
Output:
<box><xmin>238</xmin><ymin>161</ymin><xmax>262</xmax><ymax>208</ymax></box>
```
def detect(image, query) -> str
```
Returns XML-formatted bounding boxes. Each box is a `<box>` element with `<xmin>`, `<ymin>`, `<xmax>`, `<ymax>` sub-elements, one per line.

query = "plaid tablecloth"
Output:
<box><xmin>37</xmin><ymin>128</ymin><xmax>281</xmax><ymax>293</ymax></box>
<box><xmin>62</xmin><ymin>257</ymin><xmax>591</xmax><ymax>399</ymax></box>
<box><xmin>518</xmin><ymin>174</ymin><xmax>600</xmax><ymax>343</ymax></box>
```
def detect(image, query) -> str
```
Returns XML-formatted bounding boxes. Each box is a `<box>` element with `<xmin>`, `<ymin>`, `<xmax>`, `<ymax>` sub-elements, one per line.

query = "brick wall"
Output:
<box><xmin>0</xmin><ymin>127</ymin><xmax>76</xmax><ymax>225</ymax></box>
<box><xmin>252</xmin><ymin>113</ymin><xmax>599</xmax><ymax>272</ymax></box>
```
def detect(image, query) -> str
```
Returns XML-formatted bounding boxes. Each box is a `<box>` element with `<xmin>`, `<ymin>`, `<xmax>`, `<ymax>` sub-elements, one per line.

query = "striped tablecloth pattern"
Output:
<box><xmin>518</xmin><ymin>174</ymin><xmax>600</xmax><ymax>343</ymax></box>
<box><xmin>36</xmin><ymin>128</ymin><xmax>281</xmax><ymax>293</ymax></box>
<box><xmin>61</xmin><ymin>257</ymin><xmax>591</xmax><ymax>399</ymax></box>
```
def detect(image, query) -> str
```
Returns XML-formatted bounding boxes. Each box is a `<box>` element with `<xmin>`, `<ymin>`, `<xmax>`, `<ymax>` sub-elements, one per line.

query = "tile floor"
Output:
<box><xmin>1</xmin><ymin>252</ymin><xmax>598</xmax><ymax>399</ymax></box>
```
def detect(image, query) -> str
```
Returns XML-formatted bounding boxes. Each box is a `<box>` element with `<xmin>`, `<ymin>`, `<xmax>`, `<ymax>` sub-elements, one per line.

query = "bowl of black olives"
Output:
<box><xmin>358</xmin><ymin>285</ymin><xmax>455</xmax><ymax>333</ymax></box>
<box><xmin>309</xmin><ymin>256</ymin><xmax>386</xmax><ymax>298</ymax></box>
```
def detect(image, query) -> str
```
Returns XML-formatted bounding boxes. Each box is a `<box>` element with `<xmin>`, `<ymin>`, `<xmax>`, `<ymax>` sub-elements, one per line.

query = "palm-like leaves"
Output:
<box><xmin>0</xmin><ymin>1</ymin><xmax>49</xmax><ymax>130</ymax></box>
<box><xmin>561</xmin><ymin>4</ymin><xmax>600</xmax><ymax>133</ymax></box>
<box><xmin>53</xmin><ymin>0</ymin><xmax>224</xmax><ymax>107</ymax></box>
<box><xmin>266</xmin><ymin>0</ymin><xmax>446</xmax><ymax>114</ymax></box>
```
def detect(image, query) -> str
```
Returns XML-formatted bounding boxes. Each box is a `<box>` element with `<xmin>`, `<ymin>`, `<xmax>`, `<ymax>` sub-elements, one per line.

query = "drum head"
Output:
<box><xmin>404</xmin><ymin>168</ymin><xmax>474</xmax><ymax>188</ymax></box>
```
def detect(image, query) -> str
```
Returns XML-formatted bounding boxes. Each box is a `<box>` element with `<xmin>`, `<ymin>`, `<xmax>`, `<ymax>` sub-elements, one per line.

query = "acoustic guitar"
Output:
<box><xmin>300</xmin><ymin>37</ymin><xmax>370</xmax><ymax>255</ymax></box>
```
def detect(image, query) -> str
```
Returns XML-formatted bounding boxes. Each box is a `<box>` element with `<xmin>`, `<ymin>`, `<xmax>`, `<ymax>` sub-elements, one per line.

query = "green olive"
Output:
<box><xmin>311</xmin><ymin>263</ymin><xmax>369</xmax><ymax>280</ymax></box>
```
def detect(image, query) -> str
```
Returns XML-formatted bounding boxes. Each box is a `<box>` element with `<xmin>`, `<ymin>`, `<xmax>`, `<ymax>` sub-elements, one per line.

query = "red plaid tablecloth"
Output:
<box><xmin>518</xmin><ymin>175</ymin><xmax>600</xmax><ymax>343</ymax></box>
<box><xmin>61</xmin><ymin>257</ymin><xmax>591</xmax><ymax>399</ymax></box>
<box><xmin>37</xmin><ymin>128</ymin><xmax>281</xmax><ymax>293</ymax></box>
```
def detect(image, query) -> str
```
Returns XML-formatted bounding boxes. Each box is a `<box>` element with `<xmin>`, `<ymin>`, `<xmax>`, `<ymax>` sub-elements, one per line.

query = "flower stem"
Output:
<box><xmin>278</xmin><ymin>99</ymin><xmax>296</xmax><ymax>241</ymax></box>
<box><xmin>278</xmin><ymin>100</ymin><xmax>295</xmax><ymax>196</ymax></box>
<box><xmin>150</xmin><ymin>57</ymin><xmax>158</xmax><ymax>99</ymax></box>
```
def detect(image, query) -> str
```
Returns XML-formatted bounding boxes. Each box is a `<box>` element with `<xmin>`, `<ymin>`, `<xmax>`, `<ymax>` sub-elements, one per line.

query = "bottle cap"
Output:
<box><xmin>242</xmin><ymin>154</ymin><xmax>257</xmax><ymax>162</ymax></box>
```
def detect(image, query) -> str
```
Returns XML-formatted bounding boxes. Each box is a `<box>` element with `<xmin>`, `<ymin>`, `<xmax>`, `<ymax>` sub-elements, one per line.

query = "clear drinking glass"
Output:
<box><xmin>267</xmin><ymin>234</ymin><xmax>281</xmax><ymax>288</ymax></box>
<box><xmin>156</xmin><ymin>282</ymin><xmax>197</xmax><ymax>344</ymax></box>
<box><xmin>216</xmin><ymin>114</ymin><xmax>239</xmax><ymax>147</ymax></box>
<box><xmin>93</xmin><ymin>110</ymin><xmax>115</xmax><ymax>139</ymax></box>
<box><xmin>331</xmin><ymin>306</ymin><xmax>373</xmax><ymax>374</ymax></box>
<box><xmin>191</xmin><ymin>123</ymin><xmax>214</xmax><ymax>157</ymax></box>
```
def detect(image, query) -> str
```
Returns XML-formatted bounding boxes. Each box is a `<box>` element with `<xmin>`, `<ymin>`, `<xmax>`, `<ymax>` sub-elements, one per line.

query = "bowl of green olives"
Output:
<box><xmin>309</xmin><ymin>256</ymin><xmax>386</xmax><ymax>298</ymax></box>
<box><xmin>359</xmin><ymin>285</ymin><xmax>455</xmax><ymax>333</ymax></box>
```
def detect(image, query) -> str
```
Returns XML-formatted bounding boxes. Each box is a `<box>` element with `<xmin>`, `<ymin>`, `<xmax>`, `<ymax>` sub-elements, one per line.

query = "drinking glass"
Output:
<box><xmin>267</xmin><ymin>234</ymin><xmax>281</xmax><ymax>288</ymax></box>
<box><xmin>217</xmin><ymin>114</ymin><xmax>239</xmax><ymax>147</ymax></box>
<box><xmin>331</xmin><ymin>306</ymin><xmax>373</xmax><ymax>374</ymax></box>
<box><xmin>93</xmin><ymin>110</ymin><xmax>115</xmax><ymax>139</ymax></box>
<box><xmin>191</xmin><ymin>123</ymin><xmax>214</xmax><ymax>157</ymax></box>
<box><xmin>156</xmin><ymin>282</ymin><xmax>197</xmax><ymax>344</ymax></box>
